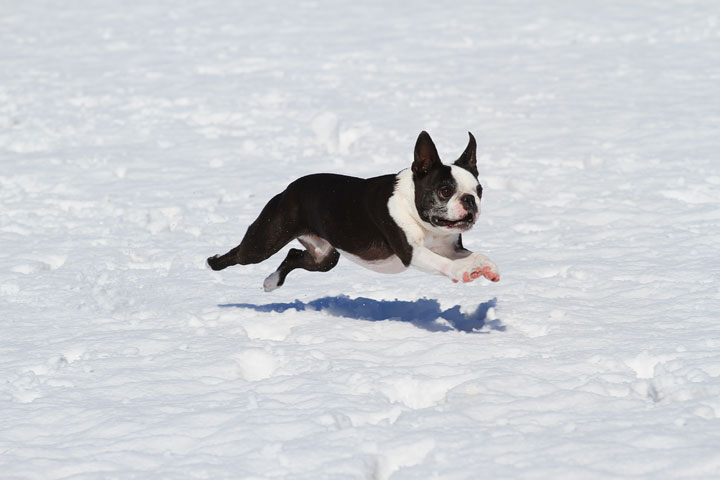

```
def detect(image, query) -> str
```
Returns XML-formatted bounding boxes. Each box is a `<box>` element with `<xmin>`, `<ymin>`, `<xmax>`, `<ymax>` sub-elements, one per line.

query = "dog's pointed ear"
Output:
<box><xmin>412</xmin><ymin>131</ymin><xmax>442</xmax><ymax>175</ymax></box>
<box><xmin>455</xmin><ymin>132</ymin><xmax>478</xmax><ymax>177</ymax></box>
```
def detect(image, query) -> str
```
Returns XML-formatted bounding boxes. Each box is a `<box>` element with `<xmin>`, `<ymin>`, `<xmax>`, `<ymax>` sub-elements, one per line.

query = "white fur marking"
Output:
<box><xmin>387</xmin><ymin>169</ymin><xmax>428</xmax><ymax>246</ymax></box>
<box><xmin>448</xmin><ymin>165</ymin><xmax>481</xmax><ymax>219</ymax></box>
<box><xmin>338</xmin><ymin>250</ymin><xmax>407</xmax><ymax>274</ymax></box>
<box><xmin>263</xmin><ymin>271</ymin><xmax>281</xmax><ymax>292</ymax></box>
<box><xmin>298</xmin><ymin>234</ymin><xmax>333</xmax><ymax>262</ymax></box>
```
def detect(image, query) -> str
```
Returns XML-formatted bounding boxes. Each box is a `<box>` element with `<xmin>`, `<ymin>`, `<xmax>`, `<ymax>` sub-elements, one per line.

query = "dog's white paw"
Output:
<box><xmin>263</xmin><ymin>272</ymin><xmax>281</xmax><ymax>292</ymax></box>
<box><xmin>449</xmin><ymin>254</ymin><xmax>500</xmax><ymax>283</ymax></box>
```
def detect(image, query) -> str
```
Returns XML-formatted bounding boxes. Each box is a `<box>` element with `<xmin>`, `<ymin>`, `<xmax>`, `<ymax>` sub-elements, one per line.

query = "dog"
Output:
<box><xmin>207</xmin><ymin>131</ymin><xmax>500</xmax><ymax>291</ymax></box>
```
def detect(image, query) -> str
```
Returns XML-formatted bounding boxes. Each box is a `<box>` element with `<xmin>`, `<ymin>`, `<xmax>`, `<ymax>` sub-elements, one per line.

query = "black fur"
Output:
<box><xmin>455</xmin><ymin>132</ymin><xmax>478</xmax><ymax>177</ymax></box>
<box><xmin>207</xmin><ymin>173</ymin><xmax>414</xmax><ymax>277</ymax></box>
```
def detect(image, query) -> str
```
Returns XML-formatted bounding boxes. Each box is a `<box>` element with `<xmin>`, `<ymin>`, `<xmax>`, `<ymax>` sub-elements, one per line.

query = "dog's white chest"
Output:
<box><xmin>338</xmin><ymin>250</ymin><xmax>407</xmax><ymax>274</ymax></box>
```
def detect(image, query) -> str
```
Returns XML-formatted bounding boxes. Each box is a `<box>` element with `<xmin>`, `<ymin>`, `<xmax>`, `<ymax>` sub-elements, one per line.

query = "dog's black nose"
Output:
<box><xmin>461</xmin><ymin>194</ymin><xmax>476</xmax><ymax>211</ymax></box>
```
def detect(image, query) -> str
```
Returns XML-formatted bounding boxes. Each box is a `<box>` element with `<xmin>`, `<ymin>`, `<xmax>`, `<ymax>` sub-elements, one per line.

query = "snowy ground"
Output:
<box><xmin>2</xmin><ymin>1</ymin><xmax>720</xmax><ymax>478</ymax></box>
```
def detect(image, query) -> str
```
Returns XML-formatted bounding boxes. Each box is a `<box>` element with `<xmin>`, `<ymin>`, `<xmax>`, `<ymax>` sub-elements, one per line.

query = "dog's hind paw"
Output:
<box><xmin>207</xmin><ymin>255</ymin><xmax>223</xmax><ymax>271</ymax></box>
<box><xmin>263</xmin><ymin>271</ymin><xmax>282</xmax><ymax>292</ymax></box>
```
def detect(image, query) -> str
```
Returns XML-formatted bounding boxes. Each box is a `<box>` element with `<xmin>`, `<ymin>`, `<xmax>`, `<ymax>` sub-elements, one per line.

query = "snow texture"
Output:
<box><xmin>2</xmin><ymin>1</ymin><xmax>720</xmax><ymax>478</ymax></box>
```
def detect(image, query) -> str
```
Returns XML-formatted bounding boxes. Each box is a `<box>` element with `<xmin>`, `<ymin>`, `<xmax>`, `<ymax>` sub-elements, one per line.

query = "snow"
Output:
<box><xmin>2</xmin><ymin>0</ymin><xmax>720</xmax><ymax>478</ymax></box>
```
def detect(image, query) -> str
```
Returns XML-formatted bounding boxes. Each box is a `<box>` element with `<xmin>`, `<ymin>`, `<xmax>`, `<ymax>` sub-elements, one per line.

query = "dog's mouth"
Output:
<box><xmin>431</xmin><ymin>213</ymin><xmax>476</xmax><ymax>231</ymax></box>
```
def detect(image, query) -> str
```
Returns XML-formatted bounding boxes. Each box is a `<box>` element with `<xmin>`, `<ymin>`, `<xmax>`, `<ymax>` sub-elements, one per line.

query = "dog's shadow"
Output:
<box><xmin>220</xmin><ymin>295</ymin><xmax>504</xmax><ymax>333</ymax></box>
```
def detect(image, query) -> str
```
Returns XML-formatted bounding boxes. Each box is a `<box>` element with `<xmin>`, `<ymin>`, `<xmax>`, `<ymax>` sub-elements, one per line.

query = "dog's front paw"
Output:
<box><xmin>449</xmin><ymin>254</ymin><xmax>500</xmax><ymax>283</ymax></box>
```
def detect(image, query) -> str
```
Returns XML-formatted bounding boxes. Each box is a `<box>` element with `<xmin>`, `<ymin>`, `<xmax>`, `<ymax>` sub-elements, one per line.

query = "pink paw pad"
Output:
<box><xmin>451</xmin><ymin>267</ymin><xmax>500</xmax><ymax>283</ymax></box>
<box><xmin>482</xmin><ymin>266</ymin><xmax>500</xmax><ymax>282</ymax></box>
<box><xmin>472</xmin><ymin>267</ymin><xmax>500</xmax><ymax>282</ymax></box>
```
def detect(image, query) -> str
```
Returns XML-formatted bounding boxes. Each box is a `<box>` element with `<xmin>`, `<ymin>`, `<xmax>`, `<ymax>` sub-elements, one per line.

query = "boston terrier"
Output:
<box><xmin>207</xmin><ymin>131</ymin><xmax>500</xmax><ymax>291</ymax></box>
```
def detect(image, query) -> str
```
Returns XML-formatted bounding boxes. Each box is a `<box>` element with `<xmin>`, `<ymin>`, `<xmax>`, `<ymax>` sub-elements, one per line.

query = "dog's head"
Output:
<box><xmin>411</xmin><ymin>131</ymin><xmax>483</xmax><ymax>234</ymax></box>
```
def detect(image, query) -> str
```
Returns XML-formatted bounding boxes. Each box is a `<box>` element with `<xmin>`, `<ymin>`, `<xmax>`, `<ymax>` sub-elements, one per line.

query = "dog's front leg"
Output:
<box><xmin>411</xmin><ymin>247</ymin><xmax>499</xmax><ymax>283</ymax></box>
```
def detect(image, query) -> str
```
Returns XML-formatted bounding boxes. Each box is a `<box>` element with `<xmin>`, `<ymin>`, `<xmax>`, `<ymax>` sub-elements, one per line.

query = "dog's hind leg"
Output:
<box><xmin>207</xmin><ymin>192</ymin><xmax>300</xmax><ymax>271</ymax></box>
<box><xmin>263</xmin><ymin>235</ymin><xmax>340</xmax><ymax>292</ymax></box>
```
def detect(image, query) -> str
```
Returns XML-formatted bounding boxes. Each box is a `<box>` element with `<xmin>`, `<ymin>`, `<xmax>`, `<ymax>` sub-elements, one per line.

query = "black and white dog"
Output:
<box><xmin>208</xmin><ymin>131</ymin><xmax>500</xmax><ymax>291</ymax></box>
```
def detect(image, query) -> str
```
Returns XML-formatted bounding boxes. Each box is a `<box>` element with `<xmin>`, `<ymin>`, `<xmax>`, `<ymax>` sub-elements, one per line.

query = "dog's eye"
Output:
<box><xmin>437</xmin><ymin>186</ymin><xmax>454</xmax><ymax>199</ymax></box>
<box><xmin>476</xmin><ymin>184</ymin><xmax>483</xmax><ymax>199</ymax></box>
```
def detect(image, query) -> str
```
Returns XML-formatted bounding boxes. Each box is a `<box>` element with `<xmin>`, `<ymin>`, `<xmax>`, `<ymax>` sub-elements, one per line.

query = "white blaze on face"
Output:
<box><xmin>448</xmin><ymin>165</ymin><xmax>481</xmax><ymax>220</ymax></box>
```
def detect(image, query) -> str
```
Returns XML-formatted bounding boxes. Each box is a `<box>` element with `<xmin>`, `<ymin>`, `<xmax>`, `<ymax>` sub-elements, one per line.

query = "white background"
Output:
<box><xmin>2</xmin><ymin>1</ymin><xmax>720</xmax><ymax>478</ymax></box>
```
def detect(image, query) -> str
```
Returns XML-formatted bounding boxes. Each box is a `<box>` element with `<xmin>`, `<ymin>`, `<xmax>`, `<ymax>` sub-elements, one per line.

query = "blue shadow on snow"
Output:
<box><xmin>220</xmin><ymin>295</ymin><xmax>504</xmax><ymax>333</ymax></box>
